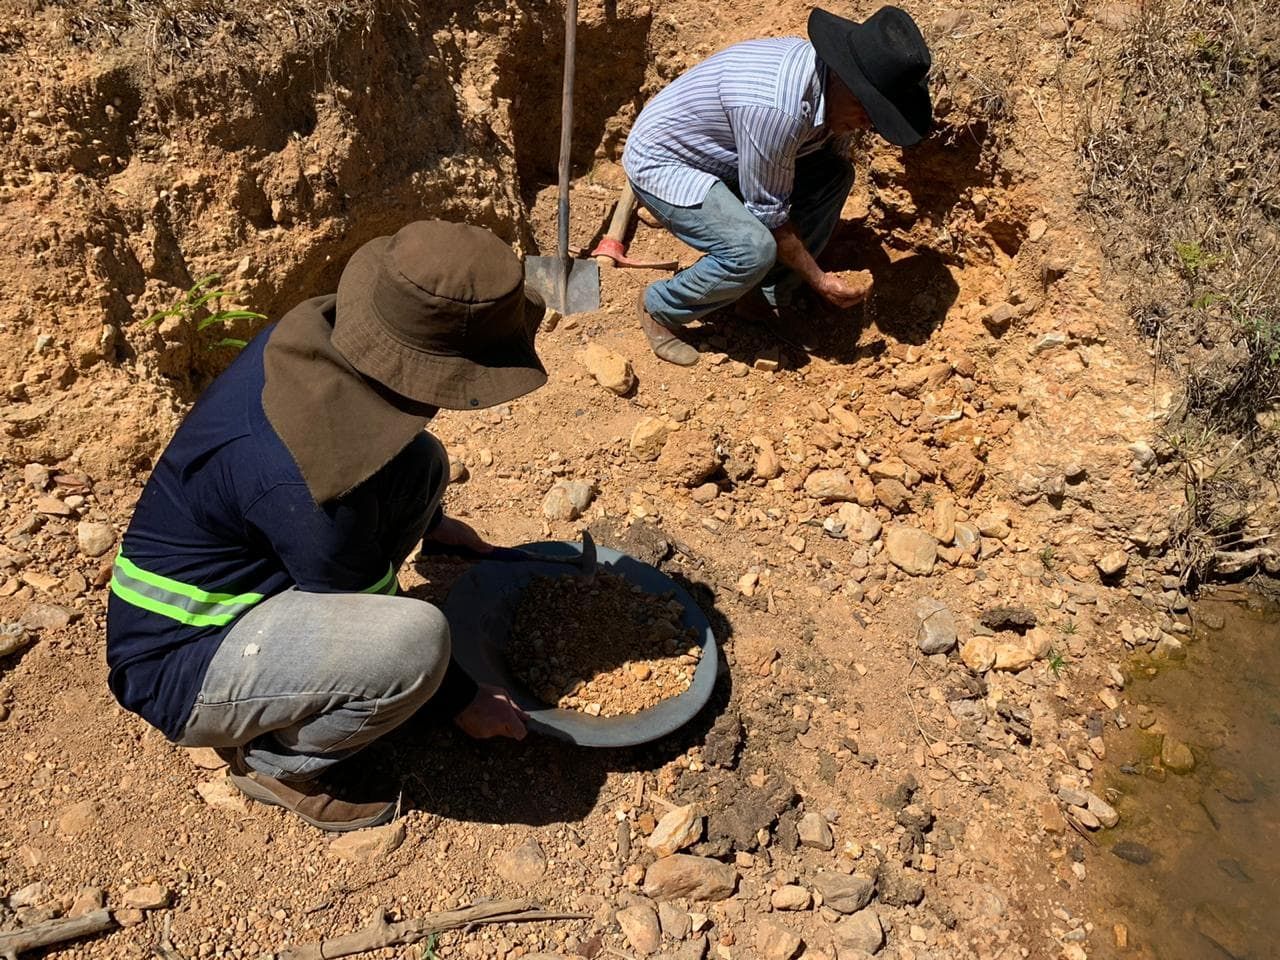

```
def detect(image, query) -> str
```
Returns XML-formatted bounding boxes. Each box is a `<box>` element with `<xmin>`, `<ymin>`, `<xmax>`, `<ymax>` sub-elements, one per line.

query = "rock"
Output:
<box><xmin>617</xmin><ymin>903</ymin><xmax>662</xmax><ymax>955</ymax></box>
<box><xmin>914</xmin><ymin>599</ymin><xmax>958</xmax><ymax>655</ymax></box>
<box><xmin>702</xmin><ymin>712</ymin><xmax>743</xmax><ymax>769</ymax></box>
<box><xmin>771</xmin><ymin>885</ymin><xmax>811</xmax><ymax>911</ymax></box>
<box><xmin>23</xmin><ymin>463</ymin><xmax>50</xmax><ymax>489</ymax></box>
<box><xmin>836</xmin><ymin>503</ymin><xmax>881</xmax><ymax>543</ymax></box>
<box><xmin>804</xmin><ymin>470</ymin><xmax>858</xmax><ymax>502</ymax></box>
<box><xmin>1086</xmin><ymin>793</ymin><xmax>1120</xmax><ymax>828</ymax></box>
<box><xmin>833</xmin><ymin>910</ymin><xmax>884</xmax><ymax>955</ymax></box>
<box><xmin>691</xmin><ymin>483</ymin><xmax>719</xmax><ymax>504</ymax></box>
<box><xmin>932</xmin><ymin>497</ymin><xmax>956</xmax><ymax>544</ymax></box>
<box><xmin>114</xmin><ymin>907</ymin><xmax>145</xmax><ymax>926</ymax></box>
<box><xmin>35</xmin><ymin>495</ymin><xmax>73</xmax><ymax>516</ymax></box>
<box><xmin>542</xmin><ymin>480</ymin><xmax>595</xmax><ymax>521</ymax></box>
<box><xmin>0</xmin><ymin>622</ymin><xmax>32</xmax><ymax>657</ymax></box>
<box><xmin>631</xmin><ymin>418</ymin><xmax>673</xmax><ymax>461</ymax></box>
<box><xmin>659</xmin><ymin>901</ymin><xmax>691</xmax><ymax>939</ymax></box>
<box><xmin>756</xmin><ymin>919</ymin><xmax>803</xmax><ymax>960</ymax></box>
<box><xmin>876</xmin><ymin>865</ymin><xmax>924</xmax><ymax>907</ymax></box>
<box><xmin>122</xmin><ymin>884</ymin><xmax>170</xmax><ymax>910</ymax></box>
<box><xmin>976</xmin><ymin>509</ymin><xmax>1012</xmax><ymax>540</ymax></box>
<box><xmin>643</xmin><ymin>855</ymin><xmax>737</xmax><ymax>901</ymax></box>
<box><xmin>186</xmin><ymin>747</ymin><xmax>229</xmax><ymax>770</ymax></box>
<box><xmin>811</xmin><ymin>871</ymin><xmax>875</xmax><ymax>914</ymax></box>
<box><xmin>960</xmin><ymin>637</ymin><xmax>996</xmax><ymax>672</ymax></box>
<box><xmin>894</xmin><ymin>362</ymin><xmax>951</xmax><ymax>398</ymax></box>
<box><xmin>329</xmin><ymin>821</ymin><xmax>406</xmax><ymax>862</ymax></box>
<box><xmin>797</xmin><ymin>811</ymin><xmax>834</xmax><ymax>850</ymax></box>
<box><xmin>20</xmin><ymin>602</ymin><xmax>79</xmax><ymax>631</ymax></box>
<box><xmin>1097</xmin><ymin>549</ymin><xmax>1129</xmax><ymax>577</ymax></box>
<box><xmin>196</xmin><ymin>778</ymin><xmax>249</xmax><ymax>814</ymax></box>
<box><xmin>982</xmin><ymin>302</ymin><xmax>1015</xmax><ymax>335</ymax></box>
<box><xmin>56</xmin><ymin>799</ymin><xmax>102</xmax><ymax>835</ymax></box>
<box><xmin>873</xmin><ymin>479</ymin><xmax>910</xmax><ymax>512</ymax></box>
<box><xmin>449</xmin><ymin>460</ymin><xmax>469</xmax><ymax>483</ymax></box>
<box><xmin>993</xmin><ymin>642</ymin><xmax>1035</xmax><ymax>672</ymax></box>
<box><xmin>884</xmin><ymin>526</ymin><xmax>937</xmax><ymax>576</ymax></box>
<box><xmin>754</xmin><ymin>437</ymin><xmax>782</xmax><ymax>480</ymax></box>
<box><xmin>940</xmin><ymin>445</ymin><xmax>984</xmax><ymax>496</ymax></box>
<box><xmin>657</xmin><ymin>431</ymin><xmax>720</xmax><ymax>487</ymax></box>
<box><xmin>76</xmin><ymin>521</ymin><xmax>115</xmax><ymax>558</ymax></box>
<box><xmin>1112</xmin><ymin>841</ymin><xmax>1155</xmax><ymax>865</ymax></box>
<box><xmin>9</xmin><ymin>882</ymin><xmax>49</xmax><ymax>908</ymax></box>
<box><xmin>68</xmin><ymin>886</ymin><xmax>105</xmax><ymax>919</ymax></box>
<box><xmin>496</xmin><ymin>840</ymin><xmax>547</xmax><ymax>887</ymax></box>
<box><xmin>673</xmin><ymin>936</ymin><xmax>709</xmax><ymax>960</ymax></box>
<box><xmin>648</xmin><ymin>804</ymin><xmax>702</xmax><ymax>857</ymax></box>
<box><xmin>1194</xmin><ymin>902</ymin><xmax>1251</xmax><ymax>960</ymax></box>
<box><xmin>583</xmin><ymin>343</ymin><xmax>635</xmax><ymax>395</ymax></box>
<box><xmin>979</xmin><ymin>606</ymin><xmax>1037</xmax><ymax>631</ymax></box>
<box><xmin>1161</xmin><ymin>736</ymin><xmax>1196</xmax><ymax>774</ymax></box>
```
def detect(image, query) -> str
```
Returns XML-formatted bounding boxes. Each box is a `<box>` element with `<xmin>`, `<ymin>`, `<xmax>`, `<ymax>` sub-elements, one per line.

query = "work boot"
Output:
<box><xmin>638</xmin><ymin>295</ymin><xmax>699</xmax><ymax>366</ymax></box>
<box><xmin>223</xmin><ymin>750</ymin><xmax>397</xmax><ymax>832</ymax></box>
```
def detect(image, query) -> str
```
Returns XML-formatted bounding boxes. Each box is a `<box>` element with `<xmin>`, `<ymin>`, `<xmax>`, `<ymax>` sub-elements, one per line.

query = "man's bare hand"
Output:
<box><xmin>455</xmin><ymin>683</ymin><xmax>528</xmax><ymax>740</ymax></box>
<box><xmin>425</xmin><ymin>515</ymin><xmax>493</xmax><ymax>555</ymax></box>
<box><xmin>814</xmin><ymin>269</ymin><xmax>874</xmax><ymax>309</ymax></box>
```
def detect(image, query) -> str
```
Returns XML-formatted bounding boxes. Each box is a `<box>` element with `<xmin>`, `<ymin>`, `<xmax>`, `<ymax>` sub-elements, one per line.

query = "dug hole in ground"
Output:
<box><xmin>0</xmin><ymin>1</ymin><xmax>1276</xmax><ymax>959</ymax></box>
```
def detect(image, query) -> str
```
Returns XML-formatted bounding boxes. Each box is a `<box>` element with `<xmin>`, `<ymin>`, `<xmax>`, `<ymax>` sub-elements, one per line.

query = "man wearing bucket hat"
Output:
<box><xmin>107</xmin><ymin>221</ymin><xmax>540</xmax><ymax>831</ymax></box>
<box><xmin>622</xmin><ymin>5</ymin><xmax>933</xmax><ymax>364</ymax></box>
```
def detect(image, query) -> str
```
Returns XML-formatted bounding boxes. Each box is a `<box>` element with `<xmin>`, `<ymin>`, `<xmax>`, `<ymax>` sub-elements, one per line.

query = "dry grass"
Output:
<box><xmin>49</xmin><ymin>0</ymin><xmax>382</xmax><ymax>67</ymax></box>
<box><xmin>1079</xmin><ymin>0</ymin><xmax>1279</xmax><ymax>581</ymax></box>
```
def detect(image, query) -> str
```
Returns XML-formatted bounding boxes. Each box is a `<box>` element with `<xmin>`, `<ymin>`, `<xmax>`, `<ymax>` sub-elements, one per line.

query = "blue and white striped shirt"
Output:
<box><xmin>623</xmin><ymin>37</ymin><xmax>837</xmax><ymax>229</ymax></box>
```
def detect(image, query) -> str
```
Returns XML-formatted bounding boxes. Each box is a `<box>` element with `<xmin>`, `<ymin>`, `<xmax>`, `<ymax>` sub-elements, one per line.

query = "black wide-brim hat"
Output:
<box><xmin>333</xmin><ymin>220</ymin><xmax>547</xmax><ymax>411</ymax></box>
<box><xmin>809</xmin><ymin>5</ymin><xmax>933</xmax><ymax>147</ymax></box>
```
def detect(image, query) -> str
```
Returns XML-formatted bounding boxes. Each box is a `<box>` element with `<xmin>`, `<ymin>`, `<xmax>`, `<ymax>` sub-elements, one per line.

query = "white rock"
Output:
<box><xmin>542</xmin><ymin>480</ymin><xmax>595</xmax><ymax>521</ymax></box>
<box><xmin>797</xmin><ymin>811</ymin><xmax>834</xmax><ymax>850</ymax></box>
<box><xmin>885</xmin><ymin>525</ymin><xmax>938</xmax><ymax>575</ymax></box>
<box><xmin>617</xmin><ymin>903</ymin><xmax>662</xmax><ymax>955</ymax></box>
<box><xmin>647</xmin><ymin>804</ymin><xmax>702</xmax><ymax>857</ymax></box>
<box><xmin>328</xmin><ymin>821</ymin><xmax>406</xmax><ymax>862</ymax></box>
<box><xmin>76</xmin><ymin>521</ymin><xmax>115</xmax><ymax>558</ymax></box>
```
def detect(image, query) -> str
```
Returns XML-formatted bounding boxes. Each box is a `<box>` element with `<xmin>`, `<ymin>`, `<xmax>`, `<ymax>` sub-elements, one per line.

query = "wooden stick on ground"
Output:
<box><xmin>0</xmin><ymin>909</ymin><xmax>117</xmax><ymax>960</ymax></box>
<box><xmin>268</xmin><ymin>900</ymin><xmax>590</xmax><ymax>960</ymax></box>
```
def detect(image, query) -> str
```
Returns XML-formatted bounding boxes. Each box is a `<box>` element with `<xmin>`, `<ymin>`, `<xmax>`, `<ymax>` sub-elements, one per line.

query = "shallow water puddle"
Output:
<box><xmin>1092</xmin><ymin>593</ymin><xmax>1279</xmax><ymax>958</ymax></box>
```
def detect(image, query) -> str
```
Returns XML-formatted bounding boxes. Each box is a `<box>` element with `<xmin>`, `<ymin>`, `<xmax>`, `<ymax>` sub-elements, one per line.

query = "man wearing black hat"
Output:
<box><xmin>622</xmin><ymin>6</ymin><xmax>933</xmax><ymax>365</ymax></box>
<box><xmin>107</xmin><ymin>221</ymin><xmax>540</xmax><ymax>831</ymax></box>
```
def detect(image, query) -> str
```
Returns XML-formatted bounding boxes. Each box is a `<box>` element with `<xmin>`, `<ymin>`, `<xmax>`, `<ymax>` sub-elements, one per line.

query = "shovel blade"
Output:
<box><xmin>525</xmin><ymin>256</ymin><xmax>600</xmax><ymax>315</ymax></box>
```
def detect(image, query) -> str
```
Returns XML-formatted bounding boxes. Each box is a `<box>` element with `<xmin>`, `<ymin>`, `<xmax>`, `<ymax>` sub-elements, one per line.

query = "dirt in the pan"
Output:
<box><xmin>506</xmin><ymin>571</ymin><xmax>702</xmax><ymax>717</ymax></box>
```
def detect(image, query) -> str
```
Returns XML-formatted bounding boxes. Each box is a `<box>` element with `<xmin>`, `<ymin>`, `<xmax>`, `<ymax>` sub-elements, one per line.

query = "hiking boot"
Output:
<box><xmin>638</xmin><ymin>295</ymin><xmax>699</xmax><ymax>366</ymax></box>
<box><xmin>223</xmin><ymin>751</ymin><xmax>397</xmax><ymax>832</ymax></box>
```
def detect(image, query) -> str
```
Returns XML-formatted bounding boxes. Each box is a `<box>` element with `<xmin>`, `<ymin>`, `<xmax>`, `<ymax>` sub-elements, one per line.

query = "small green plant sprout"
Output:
<box><xmin>1172</xmin><ymin>240</ymin><xmax>1221</xmax><ymax>278</ymax></box>
<box><xmin>1039</xmin><ymin>545</ymin><xmax>1057</xmax><ymax>570</ymax></box>
<box><xmin>1060</xmin><ymin>620</ymin><xmax>1079</xmax><ymax>636</ymax></box>
<box><xmin>420</xmin><ymin>933</ymin><xmax>440</xmax><ymax>960</ymax></box>
<box><xmin>143</xmin><ymin>274</ymin><xmax>265</xmax><ymax>349</ymax></box>
<box><xmin>1048</xmin><ymin>647</ymin><xmax>1066</xmax><ymax>677</ymax></box>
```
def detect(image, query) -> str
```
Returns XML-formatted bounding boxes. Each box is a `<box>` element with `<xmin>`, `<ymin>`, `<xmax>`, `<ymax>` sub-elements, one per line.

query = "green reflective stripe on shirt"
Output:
<box><xmin>113</xmin><ymin>553</ymin><xmax>264</xmax><ymax>607</ymax></box>
<box><xmin>362</xmin><ymin>564</ymin><xmax>398</xmax><ymax>596</ymax></box>
<box><xmin>109</xmin><ymin>577</ymin><xmax>240</xmax><ymax>627</ymax></box>
<box><xmin>110</xmin><ymin>552</ymin><xmax>264</xmax><ymax>627</ymax></box>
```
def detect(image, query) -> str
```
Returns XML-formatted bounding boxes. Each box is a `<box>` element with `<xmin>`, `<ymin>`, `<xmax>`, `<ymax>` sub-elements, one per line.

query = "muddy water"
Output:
<box><xmin>1092</xmin><ymin>591</ymin><xmax>1280</xmax><ymax>959</ymax></box>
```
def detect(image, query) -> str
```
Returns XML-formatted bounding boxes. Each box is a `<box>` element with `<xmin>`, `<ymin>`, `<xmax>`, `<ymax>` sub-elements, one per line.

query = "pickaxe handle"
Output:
<box><xmin>590</xmin><ymin>182</ymin><xmax>680</xmax><ymax>271</ymax></box>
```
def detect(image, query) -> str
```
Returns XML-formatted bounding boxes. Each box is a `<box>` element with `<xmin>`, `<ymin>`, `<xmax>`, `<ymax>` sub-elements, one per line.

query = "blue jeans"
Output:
<box><xmin>178</xmin><ymin>434</ymin><xmax>453</xmax><ymax>781</ymax></box>
<box><xmin>634</xmin><ymin>147</ymin><xmax>854</xmax><ymax>327</ymax></box>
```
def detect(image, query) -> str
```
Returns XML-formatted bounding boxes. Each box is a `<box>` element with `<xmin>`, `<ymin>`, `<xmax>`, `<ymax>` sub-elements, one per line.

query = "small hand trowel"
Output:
<box><xmin>523</xmin><ymin>0</ymin><xmax>600</xmax><ymax>315</ymax></box>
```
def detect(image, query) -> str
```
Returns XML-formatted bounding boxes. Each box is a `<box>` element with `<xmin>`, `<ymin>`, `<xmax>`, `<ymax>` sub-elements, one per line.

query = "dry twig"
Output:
<box><xmin>0</xmin><ymin>909</ymin><xmax>116</xmax><ymax>959</ymax></box>
<box><xmin>266</xmin><ymin>900</ymin><xmax>589</xmax><ymax>960</ymax></box>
